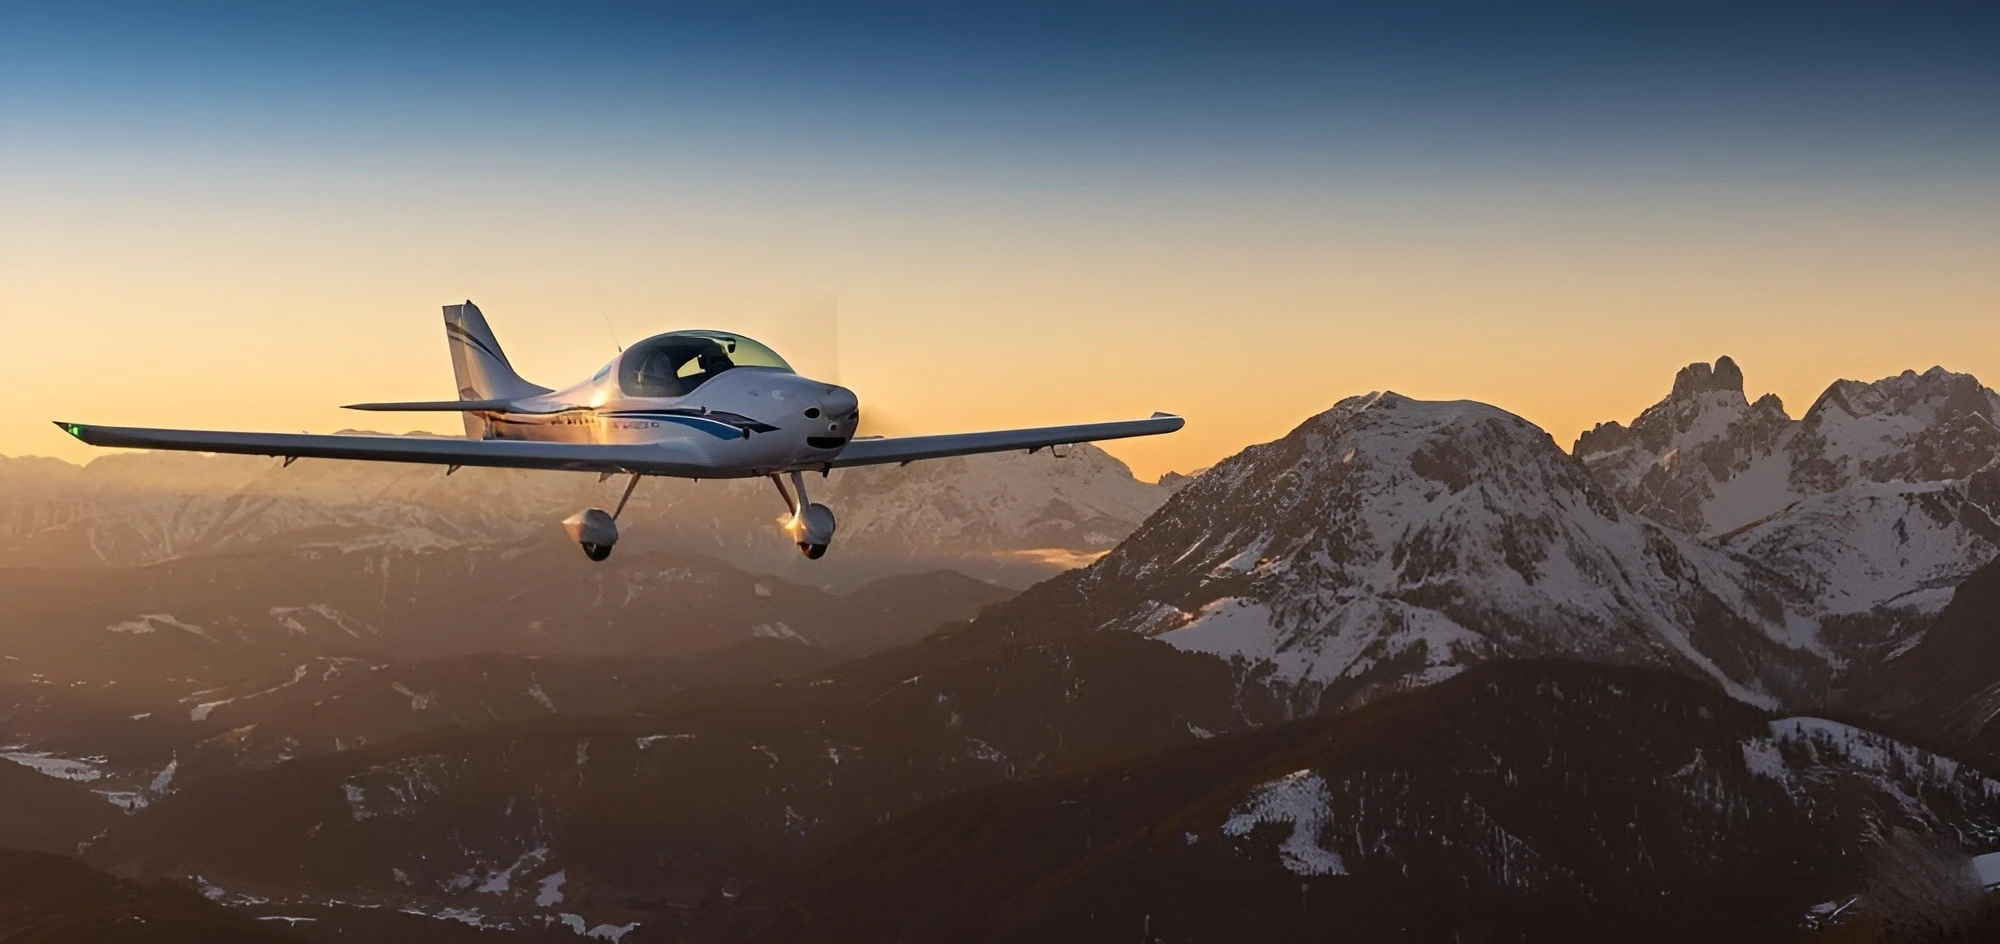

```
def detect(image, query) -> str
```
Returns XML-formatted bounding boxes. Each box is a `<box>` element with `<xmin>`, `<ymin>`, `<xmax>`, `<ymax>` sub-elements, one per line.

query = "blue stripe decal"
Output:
<box><xmin>603</xmin><ymin>409</ymin><xmax>779</xmax><ymax>437</ymax></box>
<box><xmin>652</xmin><ymin>414</ymin><xmax>748</xmax><ymax>440</ymax></box>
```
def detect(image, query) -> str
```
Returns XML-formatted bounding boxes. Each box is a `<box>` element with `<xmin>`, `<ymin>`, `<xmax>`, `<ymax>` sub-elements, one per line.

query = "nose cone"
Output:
<box><xmin>801</xmin><ymin>384</ymin><xmax>861</xmax><ymax>450</ymax></box>
<box><xmin>822</xmin><ymin>385</ymin><xmax>859</xmax><ymax>420</ymax></box>
<box><xmin>821</xmin><ymin>385</ymin><xmax>861</xmax><ymax>442</ymax></box>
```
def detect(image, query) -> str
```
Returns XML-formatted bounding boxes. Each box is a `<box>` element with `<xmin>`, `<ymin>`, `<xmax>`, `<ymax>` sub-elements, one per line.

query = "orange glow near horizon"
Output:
<box><xmin>4</xmin><ymin>172</ymin><xmax>1998</xmax><ymax>482</ymax></box>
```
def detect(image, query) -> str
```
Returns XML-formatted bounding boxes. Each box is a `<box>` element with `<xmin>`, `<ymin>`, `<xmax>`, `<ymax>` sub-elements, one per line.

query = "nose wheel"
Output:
<box><xmin>772</xmin><ymin>470</ymin><xmax>837</xmax><ymax>559</ymax></box>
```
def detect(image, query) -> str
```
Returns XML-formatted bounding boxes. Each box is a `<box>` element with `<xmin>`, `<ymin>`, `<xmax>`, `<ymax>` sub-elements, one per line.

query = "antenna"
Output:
<box><xmin>600</xmin><ymin>312</ymin><xmax>623</xmax><ymax>353</ymax></box>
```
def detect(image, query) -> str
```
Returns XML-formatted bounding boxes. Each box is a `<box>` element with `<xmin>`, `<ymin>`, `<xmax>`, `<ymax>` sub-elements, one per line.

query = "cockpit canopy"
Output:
<box><xmin>618</xmin><ymin>330</ymin><xmax>793</xmax><ymax>398</ymax></box>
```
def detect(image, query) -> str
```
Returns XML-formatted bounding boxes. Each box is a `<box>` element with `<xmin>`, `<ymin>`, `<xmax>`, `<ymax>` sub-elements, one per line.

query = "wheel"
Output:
<box><xmin>581</xmin><ymin>542</ymin><xmax>613</xmax><ymax>561</ymax></box>
<box><xmin>799</xmin><ymin>542</ymin><xmax>828</xmax><ymax>560</ymax></box>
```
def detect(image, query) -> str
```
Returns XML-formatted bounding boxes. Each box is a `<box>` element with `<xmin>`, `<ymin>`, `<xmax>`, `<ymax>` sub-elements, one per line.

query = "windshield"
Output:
<box><xmin>617</xmin><ymin>330</ymin><xmax>792</xmax><ymax>397</ymax></box>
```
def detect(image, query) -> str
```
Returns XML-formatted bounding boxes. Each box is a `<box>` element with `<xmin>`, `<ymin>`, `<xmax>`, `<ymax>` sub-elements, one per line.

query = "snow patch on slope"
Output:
<box><xmin>1161</xmin><ymin>596</ymin><xmax>1477</xmax><ymax>688</ymax></box>
<box><xmin>1741</xmin><ymin>717</ymin><xmax>2000</xmax><ymax>816</ymax></box>
<box><xmin>751</xmin><ymin>622</ymin><xmax>809</xmax><ymax>644</ymax></box>
<box><xmin>188</xmin><ymin>663</ymin><xmax>311</xmax><ymax>721</ymax></box>
<box><xmin>105</xmin><ymin>613</ymin><xmax>214</xmax><ymax>639</ymax></box>
<box><xmin>2</xmin><ymin>750</ymin><xmax>106</xmax><ymax>782</ymax></box>
<box><xmin>1223</xmin><ymin>769</ymin><xmax>1346</xmax><ymax>876</ymax></box>
<box><xmin>536</xmin><ymin>870</ymin><xmax>566</xmax><ymax>907</ymax></box>
<box><xmin>559</xmin><ymin>914</ymin><xmax>640</xmax><ymax>941</ymax></box>
<box><xmin>476</xmin><ymin>844</ymin><xmax>549</xmax><ymax>894</ymax></box>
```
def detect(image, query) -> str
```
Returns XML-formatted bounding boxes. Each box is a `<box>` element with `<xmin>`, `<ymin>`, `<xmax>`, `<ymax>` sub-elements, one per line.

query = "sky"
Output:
<box><xmin>3</xmin><ymin>1</ymin><xmax>1997</xmax><ymax>481</ymax></box>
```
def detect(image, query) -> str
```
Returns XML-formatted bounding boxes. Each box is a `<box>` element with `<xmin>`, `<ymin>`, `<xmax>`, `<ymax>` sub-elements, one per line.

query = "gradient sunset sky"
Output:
<box><xmin>4</xmin><ymin>2</ymin><xmax>1997</xmax><ymax>480</ymax></box>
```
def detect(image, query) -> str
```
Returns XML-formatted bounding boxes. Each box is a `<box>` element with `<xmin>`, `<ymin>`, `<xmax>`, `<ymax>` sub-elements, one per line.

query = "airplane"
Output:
<box><xmin>57</xmin><ymin>302</ymin><xmax>1183</xmax><ymax>562</ymax></box>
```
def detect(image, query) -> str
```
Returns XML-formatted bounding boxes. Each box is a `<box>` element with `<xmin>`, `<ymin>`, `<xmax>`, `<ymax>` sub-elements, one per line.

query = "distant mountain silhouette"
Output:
<box><xmin>0</xmin><ymin>441</ymin><xmax>1165</xmax><ymax>589</ymax></box>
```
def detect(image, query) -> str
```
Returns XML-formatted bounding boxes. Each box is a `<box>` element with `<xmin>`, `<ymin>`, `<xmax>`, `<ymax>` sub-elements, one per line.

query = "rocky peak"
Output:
<box><xmin>1156</xmin><ymin>468</ymin><xmax>1206</xmax><ymax>492</ymax></box>
<box><xmin>1670</xmin><ymin>356</ymin><xmax>1746</xmax><ymax>400</ymax></box>
<box><xmin>1573</xmin><ymin>356</ymin><xmax>1788</xmax><ymax>535</ymax></box>
<box><xmin>1571</xmin><ymin>420</ymin><xmax>1631</xmax><ymax>457</ymax></box>
<box><xmin>1621</xmin><ymin>357</ymin><xmax>1768</xmax><ymax>454</ymax></box>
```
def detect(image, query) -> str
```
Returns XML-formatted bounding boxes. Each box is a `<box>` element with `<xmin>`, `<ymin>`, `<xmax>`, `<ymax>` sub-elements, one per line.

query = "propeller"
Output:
<box><xmin>770</xmin><ymin>295</ymin><xmax>912</xmax><ymax>439</ymax></box>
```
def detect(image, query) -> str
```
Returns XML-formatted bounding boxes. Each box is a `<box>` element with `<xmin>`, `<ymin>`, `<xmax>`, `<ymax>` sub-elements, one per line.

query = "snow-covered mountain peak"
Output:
<box><xmin>1578</xmin><ymin>359</ymin><xmax>2000</xmax><ymax>537</ymax></box>
<box><xmin>1804</xmin><ymin>366</ymin><xmax>1998</xmax><ymax>426</ymax></box>
<box><xmin>1574</xmin><ymin>359</ymin><xmax>2000</xmax><ymax>663</ymax></box>
<box><xmin>1168</xmin><ymin>391</ymin><xmax>1622</xmax><ymax>571</ymax></box>
<box><xmin>1074</xmin><ymin>391</ymin><xmax>1815</xmax><ymax>707</ymax></box>
<box><xmin>1792</xmin><ymin>366</ymin><xmax>2000</xmax><ymax>491</ymax></box>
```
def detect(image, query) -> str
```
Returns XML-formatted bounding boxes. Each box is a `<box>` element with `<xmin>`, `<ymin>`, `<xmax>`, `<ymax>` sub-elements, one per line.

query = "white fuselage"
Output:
<box><xmin>479</xmin><ymin>358</ymin><xmax>861</xmax><ymax>478</ymax></box>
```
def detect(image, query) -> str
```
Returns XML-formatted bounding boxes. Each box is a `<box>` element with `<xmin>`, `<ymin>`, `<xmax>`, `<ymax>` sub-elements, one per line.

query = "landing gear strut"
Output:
<box><xmin>771</xmin><ymin>470</ymin><xmax>836</xmax><ymax>559</ymax></box>
<box><xmin>563</xmin><ymin>472</ymin><xmax>641</xmax><ymax>561</ymax></box>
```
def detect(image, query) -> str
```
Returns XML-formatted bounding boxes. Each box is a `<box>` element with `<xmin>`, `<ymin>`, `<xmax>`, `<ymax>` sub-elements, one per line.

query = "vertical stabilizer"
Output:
<box><xmin>443</xmin><ymin>301</ymin><xmax>549</xmax><ymax>437</ymax></box>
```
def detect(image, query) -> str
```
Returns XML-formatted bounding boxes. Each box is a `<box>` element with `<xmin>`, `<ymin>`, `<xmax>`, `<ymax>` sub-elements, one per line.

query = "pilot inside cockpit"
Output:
<box><xmin>694</xmin><ymin>346</ymin><xmax>734</xmax><ymax>379</ymax></box>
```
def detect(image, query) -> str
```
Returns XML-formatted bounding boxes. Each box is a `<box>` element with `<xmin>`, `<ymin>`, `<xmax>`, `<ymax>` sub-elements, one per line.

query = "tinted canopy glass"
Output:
<box><xmin>618</xmin><ymin>331</ymin><xmax>793</xmax><ymax>398</ymax></box>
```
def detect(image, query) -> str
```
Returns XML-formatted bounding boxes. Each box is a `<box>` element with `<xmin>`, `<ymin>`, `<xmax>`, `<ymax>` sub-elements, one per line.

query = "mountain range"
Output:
<box><xmin>7</xmin><ymin>355</ymin><xmax>2000</xmax><ymax>941</ymax></box>
<box><xmin>1578</xmin><ymin>359</ymin><xmax>2000</xmax><ymax>668</ymax></box>
<box><xmin>0</xmin><ymin>441</ymin><xmax>1171</xmax><ymax>590</ymax></box>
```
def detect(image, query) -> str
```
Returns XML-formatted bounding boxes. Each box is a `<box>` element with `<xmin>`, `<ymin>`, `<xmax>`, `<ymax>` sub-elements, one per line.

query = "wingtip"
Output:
<box><xmin>52</xmin><ymin>420</ymin><xmax>88</xmax><ymax>440</ymax></box>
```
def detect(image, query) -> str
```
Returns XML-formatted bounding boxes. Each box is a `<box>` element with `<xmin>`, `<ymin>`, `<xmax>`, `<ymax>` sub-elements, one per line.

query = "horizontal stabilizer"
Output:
<box><xmin>342</xmin><ymin>399</ymin><xmax>534</xmax><ymax>412</ymax></box>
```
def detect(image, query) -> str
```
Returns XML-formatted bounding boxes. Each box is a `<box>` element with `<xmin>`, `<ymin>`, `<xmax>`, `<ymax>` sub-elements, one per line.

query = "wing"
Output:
<box><xmin>341</xmin><ymin>398</ymin><xmax>540</xmax><ymax>412</ymax></box>
<box><xmin>55</xmin><ymin>422</ymin><xmax>708</xmax><ymax>476</ymax></box>
<box><xmin>828</xmin><ymin>413</ymin><xmax>1184</xmax><ymax>468</ymax></box>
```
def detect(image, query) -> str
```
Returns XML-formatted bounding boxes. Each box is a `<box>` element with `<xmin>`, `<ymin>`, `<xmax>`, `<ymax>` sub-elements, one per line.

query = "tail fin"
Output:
<box><xmin>443</xmin><ymin>301</ymin><xmax>550</xmax><ymax>438</ymax></box>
